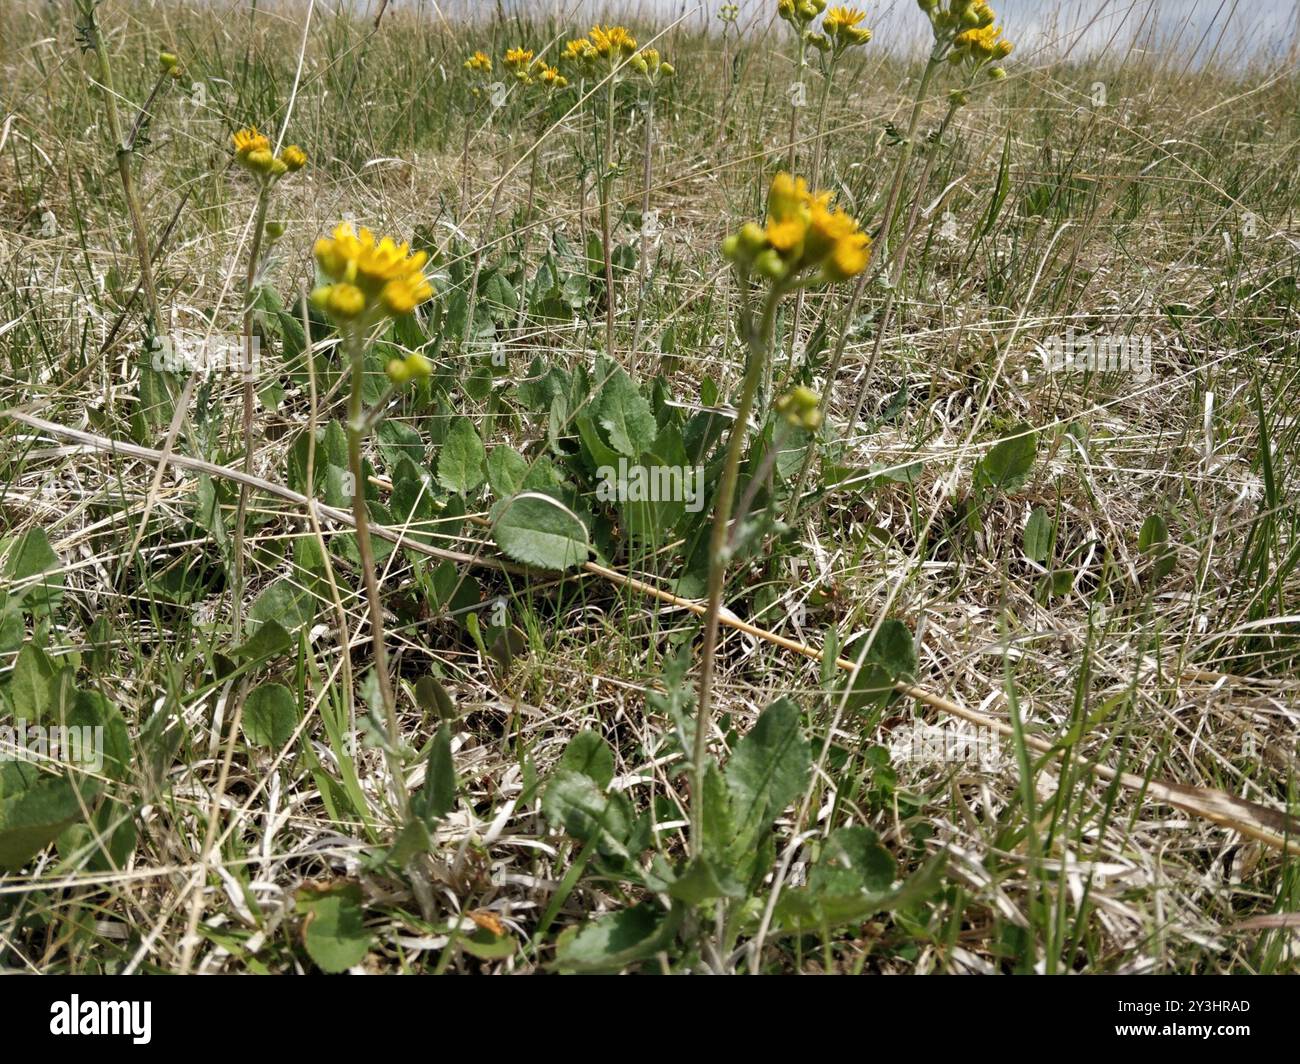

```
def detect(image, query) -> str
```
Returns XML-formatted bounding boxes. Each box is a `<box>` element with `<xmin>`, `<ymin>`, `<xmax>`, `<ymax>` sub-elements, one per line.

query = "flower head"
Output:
<box><xmin>312</xmin><ymin>223</ymin><xmax>434</xmax><ymax>325</ymax></box>
<box><xmin>723</xmin><ymin>172</ymin><xmax>871</xmax><ymax>284</ymax></box>
<box><xmin>823</xmin><ymin>6</ymin><xmax>872</xmax><ymax>48</ymax></box>
<box><xmin>232</xmin><ymin>126</ymin><xmax>271</xmax><ymax>168</ymax></box>
<box><xmin>587</xmin><ymin>25</ymin><xmax>637</xmax><ymax>60</ymax></box>
<box><xmin>464</xmin><ymin>50</ymin><xmax>493</xmax><ymax>75</ymax></box>
<box><xmin>953</xmin><ymin>20</ymin><xmax>1012</xmax><ymax>61</ymax></box>
<box><xmin>535</xmin><ymin>62</ymin><xmax>569</xmax><ymax>90</ymax></box>
<box><xmin>279</xmin><ymin>144</ymin><xmax>307</xmax><ymax>172</ymax></box>
<box><xmin>504</xmin><ymin>47</ymin><xmax>535</xmax><ymax>81</ymax></box>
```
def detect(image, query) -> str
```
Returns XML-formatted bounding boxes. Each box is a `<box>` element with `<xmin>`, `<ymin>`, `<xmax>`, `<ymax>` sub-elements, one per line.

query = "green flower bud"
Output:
<box><xmin>754</xmin><ymin>248</ymin><xmax>787</xmax><ymax>280</ymax></box>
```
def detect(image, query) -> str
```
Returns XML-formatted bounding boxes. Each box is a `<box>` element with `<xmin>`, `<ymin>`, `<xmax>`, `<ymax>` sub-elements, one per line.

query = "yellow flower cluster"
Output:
<box><xmin>823</xmin><ymin>6</ymin><xmax>872</xmax><ymax>48</ymax></box>
<box><xmin>723</xmin><ymin>172</ymin><xmax>871</xmax><ymax>284</ymax></box>
<box><xmin>232</xmin><ymin>127</ymin><xmax>307</xmax><ymax>179</ymax></box>
<box><xmin>589</xmin><ymin>25</ymin><xmax>638</xmax><ymax>57</ymax></box>
<box><xmin>463</xmin><ymin>50</ymin><xmax>492</xmax><ymax>74</ymax></box>
<box><xmin>565</xmin><ymin>25</ymin><xmax>637</xmax><ymax>72</ymax></box>
<box><xmin>311</xmin><ymin>223</ymin><xmax>434</xmax><ymax>324</ymax></box>
<box><xmin>952</xmin><ymin>20</ymin><xmax>1013</xmax><ymax>67</ymax></box>
<box><xmin>536</xmin><ymin>62</ymin><xmax>569</xmax><ymax>90</ymax></box>
<box><xmin>504</xmin><ymin>47</ymin><xmax>535</xmax><ymax>81</ymax></box>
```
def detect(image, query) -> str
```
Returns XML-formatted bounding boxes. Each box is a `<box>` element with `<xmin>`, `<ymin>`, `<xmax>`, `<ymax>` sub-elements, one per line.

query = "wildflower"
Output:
<box><xmin>719</xmin><ymin>4</ymin><xmax>740</xmax><ymax>22</ymax></box>
<box><xmin>564</xmin><ymin>38</ymin><xmax>597</xmax><ymax>63</ymax></box>
<box><xmin>279</xmin><ymin>144</ymin><xmax>307</xmax><ymax>172</ymax></box>
<box><xmin>535</xmin><ymin>62</ymin><xmax>569</xmax><ymax>90</ymax></box>
<box><xmin>953</xmin><ymin>21</ymin><xmax>1012</xmax><ymax>62</ymax></box>
<box><xmin>776</xmin><ymin>385</ymin><xmax>824</xmax><ymax>430</ymax></box>
<box><xmin>504</xmin><ymin>47</ymin><xmax>535</xmax><ymax>82</ymax></box>
<box><xmin>463</xmin><ymin>50</ymin><xmax>492</xmax><ymax>74</ymax></box>
<box><xmin>823</xmin><ymin>6</ymin><xmax>872</xmax><ymax>48</ymax></box>
<box><xmin>724</xmin><ymin>171</ymin><xmax>870</xmax><ymax>285</ymax></box>
<box><xmin>311</xmin><ymin>223</ymin><xmax>434</xmax><ymax>325</ymax></box>
<box><xmin>232</xmin><ymin>126</ymin><xmax>271</xmax><ymax>166</ymax></box>
<box><xmin>587</xmin><ymin>25</ymin><xmax>637</xmax><ymax>61</ymax></box>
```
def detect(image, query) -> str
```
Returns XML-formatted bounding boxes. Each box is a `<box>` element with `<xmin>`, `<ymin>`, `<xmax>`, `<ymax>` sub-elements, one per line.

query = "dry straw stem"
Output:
<box><xmin>6</xmin><ymin>406</ymin><xmax>1297</xmax><ymax>858</ymax></box>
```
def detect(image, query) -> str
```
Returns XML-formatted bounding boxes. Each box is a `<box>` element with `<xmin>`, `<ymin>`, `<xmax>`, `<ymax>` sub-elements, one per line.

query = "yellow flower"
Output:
<box><xmin>727</xmin><ymin>172</ymin><xmax>870</xmax><ymax>283</ymax></box>
<box><xmin>232</xmin><ymin>126</ymin><xmax>271</xmax><ymax>166</ymax></box>
<box><xmin>824</xmin><ymin>230</ymin><xmax>871</xmax><ymax>280</ymax></box>
<box><xmin>588</xmin><ymin>24</ymin><xmax>637</xmax><ymax>59</ymax></box>
<box><xmin>955</xmin><ymin>21</ymin><xmax>1012</xmax><ymax>61</ymax></box>
<box><xmin>464</xmin><ymin>50</ymin><xmax>492</xmax><ymax>74</ymax></box>
<box><xmin>823</xmin><ymin>6</ymin><xmax>872</xmax><ymax>47</ymax></box>
<box><xmin>279</xmin><ymin>144</ymin><xmax>307</xmax><ymax>172</ymax></box>
<box><xmin>504</xmin><ymin>46</ymin><xmax>535</xmax><ymax>81</ymax></box>
<box><xmin>313</xmin><ymin>223</ymin><xmax>434</xmax><ymax>322</ymax></box>
<box><xmin>564</xmin><ymin>38</ymin><xmax>597</xmax><ymax>63</ymax></box>
<box><xmin>536</xmin><ymin>62</ymin><xmax>568</xmax><ymax>89</ymax></box>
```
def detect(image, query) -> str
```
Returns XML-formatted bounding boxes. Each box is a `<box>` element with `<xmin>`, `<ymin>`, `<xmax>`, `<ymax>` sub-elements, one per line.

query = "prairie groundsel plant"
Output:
<box><xmin>691</xmin><ymin>173</ymin><xmax>870</xmax><ymax>851</ymax></box>
<box><xmin>563</xmin><ymin>25</ymin><xmax>640</xmax><ymax>354</ymax></box>
<box><xmin>311</xmin><ymin>223</ymin><xmax>435</xmax><ymax>812</ymax></box>
<box><xmin>229</xmin><ymin>128</ymin><xmax>307</xmax><ymax>633</ymax></box>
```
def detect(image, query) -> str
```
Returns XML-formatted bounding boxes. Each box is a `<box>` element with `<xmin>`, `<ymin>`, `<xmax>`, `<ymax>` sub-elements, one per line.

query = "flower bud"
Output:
<box><xmin>738</xmin><ymin>222</ymin><xmax>768</xmax><ymax>255</ymax></box>
<box><xmin>386</xmin><ymin>358</ymin><xmax>411</xmax><ymax>384</ymax></box>
<box><xmin>754</xmin><ymin>248</ymin><xmax>787</xmax><ymax>280</ymax></box>
<box><xmin>404</xmin><ymin>353</ymin><xmax>433</xmax><ymax>378</ymax></box>
<box><xmin>721</xmin><ymin>233</ymin><xmax>742</xmax><ymax>261</ymax></box>
<box><xmin>987</xmin><ymin>65</ymin><xmax>1007</xmax><ymax>80</ymax></box>
<box><xmin>265</xmin><ymin>220</ymin><xmax>286</xmax><ymax>239</ymax></box>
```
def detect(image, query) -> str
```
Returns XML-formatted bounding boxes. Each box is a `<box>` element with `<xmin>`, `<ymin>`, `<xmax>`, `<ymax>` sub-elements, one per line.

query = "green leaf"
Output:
<box><xmin>486</xmin><ymin>446</ymin><xmax>529</xmax><ymax>498</ymax></box>
<box><xmin>541</xmin><ymin>770</ymin><xmax>631</xmax><ymax>858</ymax></box>
<box><xmin>248</xmin><ymin>579</ymin><xmax>316</xmax><ymax>635</ymax></box>
<box><xmin>412</xmin><ymin>723</ymin><xmax>456</xmax><ymax>822</ymax></box>
<box><xmin>491</xmin><ymin>492</ymin><xmax>590</xmax><ymax>571</ymax></box>
<box><xmin>667</xmin><ymin>855</ymin><xmax>746</xmax><ymax>905</ymax></box>
<box><xmin>437</xmin><ymin>416</ymin><xmax>486</xmax><ymax>494</ymax></box>
<box><xmin>376</xmin><ymin>419</ymin><xmax>424</xmax><ymax>471</ymax></box>
<box><xmin>975</xmin><ymin>425</ymin><xmax>1037</xmax><ymax>493</ymax></box>
<box><xmin>557</xmin><ymin>730</ymin><xmax>615</xmax><ymax>790</ymax></box>
<box><xmin>724</xmin><ymin>697</ymin><xmax>811</xmax><ymax>852</ymax></box>
<box><xmin>1023</xmin><ymin>505</ymin><xmax>1052</xmax><ymax>563</ymax></box>
<box><xmin>553</xmin><ymin>902</ymin><xmax>680</xmax><ymax>973</ymax></box>
<box><xmin>9</xmin><ymin>643</ymin><xmax>57</xmax><ymax>722</ymax></box>
<box><xmin>296</xmin><ymin>882</ymin><xmax>373</xmax><ymax>973</ymax></box>
<box><xmin>598</xmin><ymin>368</ymin><xmax>657</xmax><ymax>457</ymax></box>
<box><xmin>772</xmin><ymin>853</ymin><xmax>946</xmax><ymax>934</ymax></box>
<box><xmin>0</xmin><ymin>761</ymin><xmax>98</xmax><ymax>871</ymax></box>
<box><xmin>2</xmin><ymin>528</ymin><xmax>63</xmax><ymax>613</ymax></box>
<box><xmin>414</xmin><ymin>674</ymin><xmax>457</xmax><ymax>721</ymax></box>
<box><xmin>807</xmin><ymin>826</ymin><xmax>896</xmax><ymax>897</ymax></box>
<box><xmin>227</xmin><ymin>619</ymin><xmax>292</xmax><ymax>663</ymax></box>
<box><xmin>1138</xmin><ymin>512</ymin><xmax>1168</xmax><ymax>552</ymax></box>
<box><xmin>242</xmin><ymin>683</ymin><xmax>299</xmax><ymax>749</ymax></box>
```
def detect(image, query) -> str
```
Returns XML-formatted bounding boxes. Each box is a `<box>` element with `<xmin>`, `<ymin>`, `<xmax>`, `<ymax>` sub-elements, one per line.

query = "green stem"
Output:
<box><xmin>600</xmin><ymin>71</ymin><xmax>618</xmax><ymax>355</ymax></box>
<box><xmin>632</xmin><ymin>91</ymin><xmax>655</xmax><ymax>370</ymax></box>
<box><xmin>231</xmin><ymin>183</ymin><xmax>271</xmax><ymax>636</ymax></box>
<box><xmin>345</xmin><ymin>331</ymin><xmax>409</xmax><ymax>816</ymax></box>
<box><xmin>691</xmin><ymin>282</ymin><xmax>781</xmax><ymax>855</ymax></box>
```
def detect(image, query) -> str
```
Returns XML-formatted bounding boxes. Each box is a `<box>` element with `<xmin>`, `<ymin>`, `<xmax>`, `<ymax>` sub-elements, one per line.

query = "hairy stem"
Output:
<box><xmin>691</xmin><ymin>283</ymin><xmax>780</xmax><ymax>855</ymax></box>
<box><xmin>345</xmin><ymin>332</ymin><xmax>409</xmax><ymax>816</ymax></box>
<box><xmin>231</xmin><ymin>184</ymin><xmax>271</xmax><ymax>636</ymax></box>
